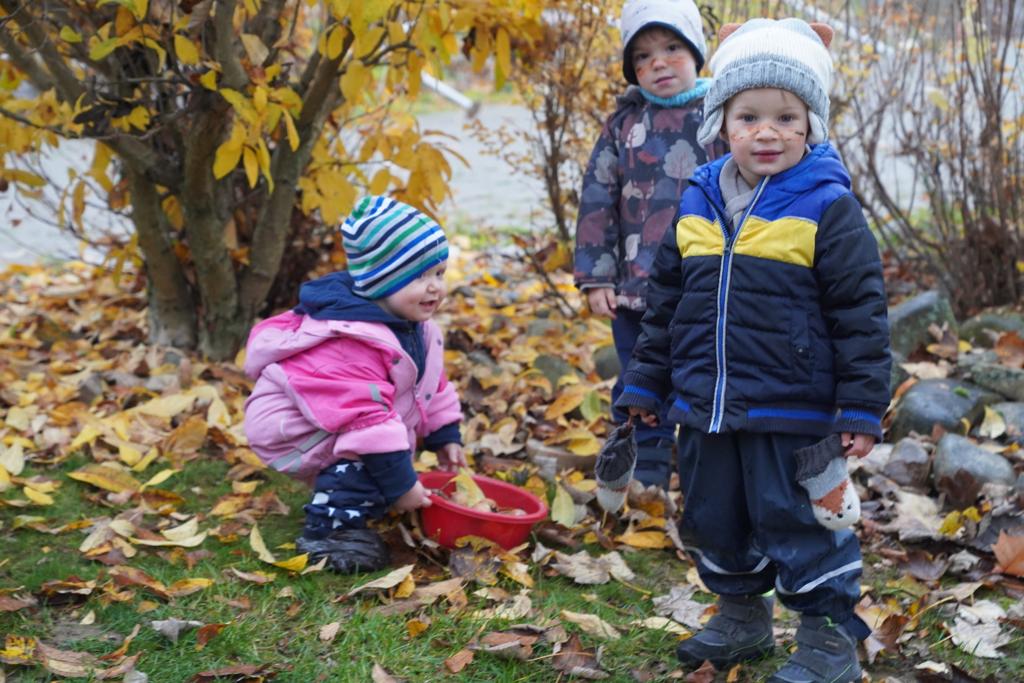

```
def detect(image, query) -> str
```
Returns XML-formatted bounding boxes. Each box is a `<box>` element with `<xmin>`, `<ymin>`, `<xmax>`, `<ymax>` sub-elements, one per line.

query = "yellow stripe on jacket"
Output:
<box><xmin>676</xmin><ymin>215</ymin><xmax>818</xmax><ymax>268</ymax></box>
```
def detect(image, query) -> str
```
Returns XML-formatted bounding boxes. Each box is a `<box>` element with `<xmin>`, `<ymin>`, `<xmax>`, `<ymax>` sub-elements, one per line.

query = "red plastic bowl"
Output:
<box><xmin>418</xmin><ymin>471</ymin><xmax>548</xmax><ymax>549</ymax></box>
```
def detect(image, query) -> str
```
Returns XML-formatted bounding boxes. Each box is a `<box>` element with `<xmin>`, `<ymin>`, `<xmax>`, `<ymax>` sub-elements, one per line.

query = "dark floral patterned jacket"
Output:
<box><xmin>574</xmin><ymin>87</ymin><xmax>725</xmax><ymax>311</ymax></box>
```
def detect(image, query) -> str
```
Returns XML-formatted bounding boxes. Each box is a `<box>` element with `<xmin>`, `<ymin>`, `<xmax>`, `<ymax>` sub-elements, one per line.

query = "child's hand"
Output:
<box><xmin>586</xmin><ymin>288</ymin><xmax>617</xmax><ymax>319</ymax></box>
<box><xmin>392</xmin><ymin>481</ymin><xmax>432</xmax><ymax>513</ymax></box>
<box><xmin>841</xmin><ymin>432</ymin><xmax>875</xmax><ymax>458</ymax></box>
<box><xmin>628</xmin><ymin>406</ymin><xmax>659</xmax><ymax>427</ymax></box>
<box><xmin>436</xmin><ymin>443</ymin><xmax>467</xmax><ymax>471</ymax></box>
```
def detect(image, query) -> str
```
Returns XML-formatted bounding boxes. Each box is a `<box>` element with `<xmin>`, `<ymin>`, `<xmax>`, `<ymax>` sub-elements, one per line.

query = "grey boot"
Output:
<box><xmin>632</xmin><ymin>440</ymin><xmax>674</xmax><ymax>489</ymax></box>
<box><xmin>676</xmin><ymin>594</ymin><xmax>775</xmax><ymax>668</ymax></box>
<box><xmin>296</xmin><ymin>528</ymin><xmax>390</xmax><ymax>574</ymax></box>
<box><xmin>768</xmin><ymin>616</ymin><xmax>861</xmax><ymax>683</ymax></box>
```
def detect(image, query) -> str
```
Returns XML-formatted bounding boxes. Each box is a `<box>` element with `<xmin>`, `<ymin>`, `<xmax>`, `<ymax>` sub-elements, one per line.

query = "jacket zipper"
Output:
<box><xmin>697</xmin><ymin>176</ymin><xmax>770</xmax><ymax>433</ymax></box>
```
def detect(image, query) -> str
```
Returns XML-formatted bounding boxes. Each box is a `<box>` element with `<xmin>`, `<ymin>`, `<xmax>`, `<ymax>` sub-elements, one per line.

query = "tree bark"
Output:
<box><xmin>126</xmin><ymin>170</ymin><xmax>198</xmax><ymax>348</ymax></box>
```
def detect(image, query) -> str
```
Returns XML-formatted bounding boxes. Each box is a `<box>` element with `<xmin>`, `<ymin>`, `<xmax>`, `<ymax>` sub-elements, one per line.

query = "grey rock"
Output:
<box><xmin>1016</xmin><ymin>472</ymin><xmax>1024</xmax><ymax>498</ymax></box>
<box><xmin>991</xmin><ymin>402</ymin><xmax>1024</xmax><ymax>442</ymax></box>
<box><xmin>526</xmin><ymin>439</ymin><xmax>594</xmax><ymax>481</ymax></box>
<box><xmin>144</xmin><ymin>375</ymin><xmax>179</xmax><ymax>393</ymax></box>
<box><xmin>77</xmin><ymin>373</ymin><xmax>107</xmax><ymax>404</ymax></box>
<box><xmin>593</xmin><ymin>344</ymin><xmax>621</xmax><ymax>381</ymax></box>
<box><xmin>957</xmin><ymin>349</ymin><xmax>1000</xmax><ymax>370</ymax></box>
<box><xmin>960</xmin><ymin>310</ymin><xmax>1024</xmax><ymax>348</ymax></box>
<box><xmin>888</xmin><ymin>290</ymin><xmax>958</xmax><ymax>357</ymax></box>
<box><xmin>933</xmin><ymin>433</ymin><xmax>1016</xmax><ymax>488</ymax></box>
<box><xmin>965</xmin><ymin>363</ymin><xmax>1024</xmax><ymax>401</ymax></box>
<box><xmin>882</xmin><ymin>438</ymin><xmax>931</xmax><ymax>489</ymax></box>
<box><xmin>889</xmin><ymin>379</ymin><xmax>1003</xmax><ymax>440</ymax></box>
<box><xmin>527</xmin><ymin>318</ymin><xmax>566</xmax><ymax>337</ymax></box>
<box><xmin>533</xmin><ymin>354</ymin><xmax>578</xmax><ymax>387</ymax></box>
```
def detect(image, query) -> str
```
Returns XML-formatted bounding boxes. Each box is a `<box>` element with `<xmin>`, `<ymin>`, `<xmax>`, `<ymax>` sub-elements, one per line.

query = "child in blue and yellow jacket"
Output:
<box><xmin>617</xmin><ymin>19</ymin><xmax>891</xmax><ymax>683</ymax></box>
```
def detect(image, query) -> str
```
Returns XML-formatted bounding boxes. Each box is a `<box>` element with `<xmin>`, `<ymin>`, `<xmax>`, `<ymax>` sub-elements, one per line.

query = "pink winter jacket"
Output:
<box><xmin>243</xmin><ymin>310</ymin><xmax>462</xmax><ymax>486</ymax></box>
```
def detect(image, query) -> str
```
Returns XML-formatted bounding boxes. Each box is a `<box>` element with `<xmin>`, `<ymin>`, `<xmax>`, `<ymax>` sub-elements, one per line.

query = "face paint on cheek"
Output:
<box><xmin>635</xmin><ymin>64</ymin><xmax>649</xmax><ymax>79</ymax></box>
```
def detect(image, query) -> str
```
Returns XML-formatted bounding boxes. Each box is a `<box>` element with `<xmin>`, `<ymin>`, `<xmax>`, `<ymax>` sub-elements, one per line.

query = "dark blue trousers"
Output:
<box><xmin>677</xmin><ymin>429</ymin><xmax>868</xmax><ymax>638</ymax></box>
<box><xmin>302</xmin><ymin>460</ymin><xmax>390</xmax><ymax>539</ymax></box>
<box><xmin>611</xmin><ymin>309</ymin><xmax>676</xmax><ymax>446</ymax></box>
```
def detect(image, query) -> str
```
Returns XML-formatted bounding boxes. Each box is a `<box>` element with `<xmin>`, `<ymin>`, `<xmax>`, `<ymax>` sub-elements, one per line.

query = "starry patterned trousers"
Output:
<box><xmin>302</xmin><ymin>459</ymin><xmax>391</xmax><ymax>539</ymax></box>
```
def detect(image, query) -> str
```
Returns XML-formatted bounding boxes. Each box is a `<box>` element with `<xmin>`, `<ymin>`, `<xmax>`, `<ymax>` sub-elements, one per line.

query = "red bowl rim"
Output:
<box><xmin>419</xmin><ymin>471</ymin><xmax>548</xmax><ymax>524</ymax></box>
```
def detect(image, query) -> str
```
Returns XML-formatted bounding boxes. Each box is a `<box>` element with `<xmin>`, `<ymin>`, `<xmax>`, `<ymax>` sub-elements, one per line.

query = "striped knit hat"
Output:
<box><xmin>341</xmin><ymin>196</ymin><xmax>449</xmax><ymax>299</ymax></box>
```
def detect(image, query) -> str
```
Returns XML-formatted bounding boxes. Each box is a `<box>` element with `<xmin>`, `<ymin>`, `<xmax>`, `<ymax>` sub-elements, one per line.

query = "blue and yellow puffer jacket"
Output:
<box><xmin>617</xmin><ymin>143</ymin><xmax>891</xmax><ymax>440</ymax></box>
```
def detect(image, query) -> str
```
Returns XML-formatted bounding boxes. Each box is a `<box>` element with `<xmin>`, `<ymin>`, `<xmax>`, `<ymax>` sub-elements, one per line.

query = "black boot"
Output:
<box><xmin>767</xmin><ymin>616</ymin><xmax>861</xmax><ymax>683</ymax></box>
<box><xmin>296</xmin><ymin>528</ymin><xmax>390</xmax><ymax>574</ymax></box>
<box><xmin>676</xmin><ymin>594</ymin><xmax>775</xmax><ymax>668</ymax></box>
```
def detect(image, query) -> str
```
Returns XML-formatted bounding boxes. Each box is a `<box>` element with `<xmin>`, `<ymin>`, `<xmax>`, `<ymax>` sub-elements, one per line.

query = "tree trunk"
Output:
<box><xmin>127</xmin><ymin>170</ymin><xmax>198</xmax><ymax>348</ymax></box>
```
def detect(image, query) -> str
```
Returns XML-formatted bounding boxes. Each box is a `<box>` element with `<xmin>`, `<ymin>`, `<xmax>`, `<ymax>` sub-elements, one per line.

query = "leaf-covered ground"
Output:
<box><xmin>1</xmin><ymin>241</ymin><xmax>1023</xmax><ymax>682</ymax></box>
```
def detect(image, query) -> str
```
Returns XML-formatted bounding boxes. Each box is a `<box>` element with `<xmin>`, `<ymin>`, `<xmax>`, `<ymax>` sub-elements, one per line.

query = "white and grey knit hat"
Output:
<box><xmin>342</xmin><ymin>196</ymin><xmax>448</xmax><ymax>300</ymax></box>
<box><xmin>696</xmin><ymin>18</ymin><xmax>835</xmax><ymax>147</ymax></box>
<box><xmin>620</xmin><ymin>0</ymin><xmax>707</xmax><ymax>85</ymax></box>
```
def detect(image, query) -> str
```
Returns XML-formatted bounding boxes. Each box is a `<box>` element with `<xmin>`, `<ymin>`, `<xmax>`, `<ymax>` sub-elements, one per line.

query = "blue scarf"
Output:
<box><xmin>639</xmin><ymin>78</ymin><xmax>711</xmax><ymax>108</ymax></box>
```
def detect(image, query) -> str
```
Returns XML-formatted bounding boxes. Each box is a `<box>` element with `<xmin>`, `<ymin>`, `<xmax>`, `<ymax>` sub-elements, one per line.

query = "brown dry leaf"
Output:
<box><xmin>372</xmin><ymin>662</ymin><xmax>404</xmax><ymax>682</ymax></box>
<box><xmin>319</xmin><ymin>621</ymin><xmax>341</xmax><ymax>643</ymax></box>
<box><xmin>166</xmin><ymin>578</ymin><xmax>214</xmax><ymax>598</ymax></box>
<box><xmin>109</xmin><ymin>566</ymin><xmax>169</xmax><ymax>599</ymax></box>
<box><xmin>93</xmin><ymin>652</ymin><xmax>141</xmax><ymax>680</ymax></box>
<box><xmin>994</xmin><ymin>331</ymin><xmax>1024</xmax><ymax>368</ymax></box>
<box><xmin>372</xmin><ymin>577</ymin><xmax>465</xmax><ymax>617</ymax></box>
<box><xmin>163</xmin><ymin>414</ymin><xmax>208</xmax><ymax>453</ymax></box>
<box><xmin>685</xmin><ymin>659</ymin><xmax>717</xmax><ymax>682</ymax></box>
<box><xmin>194</xmin><ymin>623</ymin><xmax>227</xmax><ymax>650</ymax></box>
<box><xmin>406</xmin><ymin>618</ymin><xmax>430</xmax><ymax>638</ymax></box>
<box><xmin>993</xmin><ymin>531</ymin><xmax>1024</xmax><ymax>577</ymax></box>
<box><xmin>551</xmin><ymin>633</ymin><xmax>608</xmax><ymax>679</ymax></box>
<box><xmin>189</xmin><ymin>663</ymin><xmax>276</xmax><ymax>681</ymax></box>
<box><xmin>99</xmin><ymin>624</ymin><xmax>140</xmax><ymax>661</ymax></box>
<box><xmin>226</xmin><ymin>568</ymin><xmax>275</xmax><ymax>584</ymax></box>
<box><xmin>35</xmin><ymin>641</ymin><xmax>100</xmax><ymax>677</ymax></box>
<box><xmin>0</xmin><ymin>594</ymin><xmax>36</xmax><ymax>612</ymax></box>
<box><xmin>444</xmin><ymin>648</ymin><xmax>474</xmax><ymax>673</ymax></box>
<box><xmin>471</xmin><ymin>630</ymin><xmax>538</xmax><ymax>660</ymax></box>
<box><xmin>551</xmin><ymin>550</ymin><xmax>635</xmax><ymax>585</ymax></box>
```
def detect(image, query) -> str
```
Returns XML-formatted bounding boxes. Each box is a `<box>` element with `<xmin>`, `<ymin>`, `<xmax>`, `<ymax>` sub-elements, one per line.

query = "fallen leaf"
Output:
<box><xmin>371</xmin><ymin>662</ymin><xmax>404</xmax><ymax>682</ymax></box>
<box><xmin>993</xmin><ymin>531</ymin><xmax>1024</xmax><ymax>577</ymax></box>
<box><xmin>560</xmin><ymin>609</ymin><xmax>620</xmax><ymax>639</ymax></box>
<box><xmin>346</xmin><ymin>565</ymin><xmax>414</xmax><ymax>597</ymax></box>
<box><xmin>68</xmin><ymin>463</ymin><xmax>140</xmax><ymax>493</ymax></box>
<box><xmin>652</xmin><ymin>585</ymin><xmax>709</xmax><ymax>630</ymax></box>
<box><xmin>631</xmin><ymin>616</ymin><xmax>689</xmax><ymax>635</ymax></box>
<box><xmin>194</xmin><ymin>623</ymin><xmax>227</xmax><ymax>650</ymax></box>
<box><xmin>551</xmin><ymin>550</ymin><xmax>635</xmax><ymax>584</ymax></box>
<box><xmin>551</xmin><ymin>633</ymin><xmax>608</xmax><ymax>679</ymax></box>
<box><xmin>978</xmin><ymin>406</ymin><xmax>1007</xmax><ymax>439</ymax></box>
<box><xmin>150</xmin><ymin>618</ymin><xmax>202</xmax><ymax>643</ymax></box>
<box><xmin>444</xmin><ymin>648</ymin><xmax>474</xmax><ymax>673</ymax></box>
<box><xmin>36</xmin><ymin>641</ymin><xmax>99</xmax><ymax>677</ymax></box>
<box><xmin>319</xmin><ymin>621</ymin><xmax>341</xmax><ymax>642</ymax></box>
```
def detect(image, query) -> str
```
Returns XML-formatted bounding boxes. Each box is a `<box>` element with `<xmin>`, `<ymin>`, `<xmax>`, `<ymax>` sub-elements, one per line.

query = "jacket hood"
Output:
<box><xmin>691</xmin><ymin>143</ymin><xmax>851</xmax><ymax>207</ymax></box>
<box><xmin>294</xmin><ymin>271</ymin><xmax>402</xmax><ymax>323</ymax></box>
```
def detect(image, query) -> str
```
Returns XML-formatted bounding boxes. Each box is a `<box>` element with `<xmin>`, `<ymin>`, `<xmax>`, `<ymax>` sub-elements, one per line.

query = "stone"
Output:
<box><xmin>533</xmin><ymin>354</ymin><xmax>577</xmax><ymax>387</ymax></box>
<box><xmin>890</xmin><ymin>350</ymin><xmax>910</xmax><ymax>393</ymax></box>
<box><xmin>1016</xmin><ymin>473</ymin><xmax>1024</xmax><ymax>498</ymax></box>
<box><xmin>964</xmin><ymin>363</ymin><xmax>1024</xmax><ymax>401</ymax></box>
<box><xmin>593</xmin><ymin>344</ymin><xmax>621</xmax><ymax>381</ymax></box>
<box><xmin>960</xmin><ymin>310</ymin><xmax>1024</xmax><ymax>348</ymax></box>
<box><xmin>888</xmin><ymin>290</ymin><xmax>958</xmax><ymax>357</ymax></box>
<box><xmin>991</xmin><ymin>402</ymin><xmax>1024</xmax><ymax>442</ymax></box>
<box><xmin>888</xmin><ymin>379</ymin><xmax>1003</xmax><ymax>441</ymax></box>
<box><xmin>932</xmin><ymin>434</ymin><xmax>1016</xmax><ymax>488</ymax></box>
<box><xmin>527</xmin><ymin>318</ymin><xmax>566</xmax><ymax>337</ymax></box>
<box><xmin>882</xmin><ymin>438</ymin><xmax>931</xmax><ymax>489</ymax></box>
<box><xmin>77</xmin><ymin>374</ymin><xmax>107</xmax><ymax>404</ymax></box>
<box><xmin>957</xmin><ymin>349</ymin><xmax>1000</xmax><ymax>370</ymax></box>
<box><xmin>467</xmin><ymin>349</ymin><xmax>499</xmax><ymax>371</ymax></box>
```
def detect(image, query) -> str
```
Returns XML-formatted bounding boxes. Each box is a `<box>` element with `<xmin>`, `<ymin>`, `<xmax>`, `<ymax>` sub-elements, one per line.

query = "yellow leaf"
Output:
<box><xmin>495</xmin><ymin>28</ymin><xmax>512</xmax><ymax>82</ymax></box>
<box><xmin>199</xmin><ymin>69</ymin><xmax>218</xmax><ymax>90</ymax></box>
<box><xmin>340</xmin><ymin>60</ymin><xmax>369</xmax><ymax>104</ymax></box>
<box><xmin>240</xmin><ymin>33</ymin><xmax>268</xmax><ymax>64</ymax></box>
<box><xmin>68</xmin><ymin>463</ymin><xmax>141</xmax><ymax>493</ymax></box>
<box><xmin>166</xmin><ymin>578</ymin><xmax>213</xmax><ymax>598</ymax></box>
<box><xmin>273</xmin><ymin>553</ymin><xmax>309</xmax><ymax>572</ymax></box>
<box><xmin>544</xmin><ymin>385</ymin><xmax>588</xmax><ymax>420</ymax></box>
<box><xmin>131</xmin><ymin>448</ymin><xmax>160</xmax><ymax>473</ymax></box>
<box><xmin>325</xmin><ymin>24</ymin><xmax>347</xmax><ymax>60</ymax></box>
<box><xmin>60</xmin><ymin>26</ymin><xmax>83</xmax><ymax>43</ymax></box>
<box><xmin>174</xmin><ymin>34</ymin><xmax>200</xmax><ymax>65</ymax></box>
<box><xmin>24</xmin><ymin>486</ymin><xmax>55</xmax><ymax>506</ymax></box>
<box><xmin>132</xmin><ymin>531</ymin><xmax>207</xmax><ymax>548</ymax></box>
<box><xmin>978</xmin><ymin>406</ymin><xmax>1007</xmax><ymax>440</ymax></box>
<box><xmin>118</xmin><ymin>441</ymin><xmax>143</xmax><ymax>466</ymax></box>
<box><xmin>141</xmin><ymin>468</ymin><xmax>176</xmax><ymax>490</ymax></box>
<box><xmin>406</xmin><ymin>618</ymin><xmax>430</xmax><ymax>638</ymax></box>
<box><xmin>615</xmin><ymin>529</ymin><xmax>674</xmax><ymax>549</ymax></box>
<box><xmin>213</xmin><ymin>137</ymin><xmax>244</xmax><ymax>179</ymax></box>
<box><xmin>394</xmin><ymin>573</ymin><xmax>416</xmax><ymax>598</ymax></box>
<box><xmin>0</xmin><ymin>442</ymin><xmax>25</xmax><ymax>476</ymax></box>
<box><xmin>249</xmin><ymin>524</ymin><xmax>277</xmax><ymax>563</ymax></box>
<box><xmin>550</xmin><ymin>483</ymin><xmax>576</xmax><ymax>527</ymax></box>
<box><xmin>282</xmin><ymin>112</ymin><xmax>300</xmax><ymax>151</ymax></box>
<box><xmin>369</xmin><ymin>168</ymin><xmax>390</xmax><ymax>195</ymax></box>
<box><xmin>134</xmin><ymin>392</ymin><xmax>197</xmax><ymax>419</ymax></box>
<box><xmin>0</xmin><ymin>465</ymin><xmax>11</xmax><ymax>492</ymax></box>
<box><xmin>243</xmin><ymin>146</ymin><xmax>259</xmax><ymax>188</ymax></box>
<box><xmin>164</xmin><ymin>415</ymin><xmax>209</xmax><ymax>453</ymax></box>
<box><xmin>450</xmin><ymin>468</ymin><xmax>486</xmax><ymax>507</ymax></box>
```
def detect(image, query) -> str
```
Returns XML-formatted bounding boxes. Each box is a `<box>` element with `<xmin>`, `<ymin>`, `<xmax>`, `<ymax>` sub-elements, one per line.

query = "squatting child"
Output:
<box><xmin>244</xmin><ymin>196</ymin><xmax>465</xmax><ymax>573</ymax></box>
<box><xmin>574</xmin><ymin>0</ymin><xmax>725</xmax><ymax>488</ymax></box>
<box><xmin>618</xmin><ymin>19</ymin><xmax>891</xmax><ymax>683</ymax></box>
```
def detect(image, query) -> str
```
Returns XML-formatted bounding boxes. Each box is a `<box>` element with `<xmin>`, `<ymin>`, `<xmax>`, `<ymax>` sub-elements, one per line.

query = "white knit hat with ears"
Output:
<box><xmin>620</xmin><ymin>0</ymin><xmax>707</xmax><ymax>85</ymax></box>
<box><xmin>696</xmin><ymin>18</ymin><xmax>835</xmax><ymax>147</ymax></box>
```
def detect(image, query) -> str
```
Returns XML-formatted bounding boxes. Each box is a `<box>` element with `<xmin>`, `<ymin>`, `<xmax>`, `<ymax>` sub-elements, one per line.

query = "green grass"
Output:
<box><xmin>3</xmin><ymin>452</ymin><xmax>1023</xmax><ymax>682</ymax></box>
